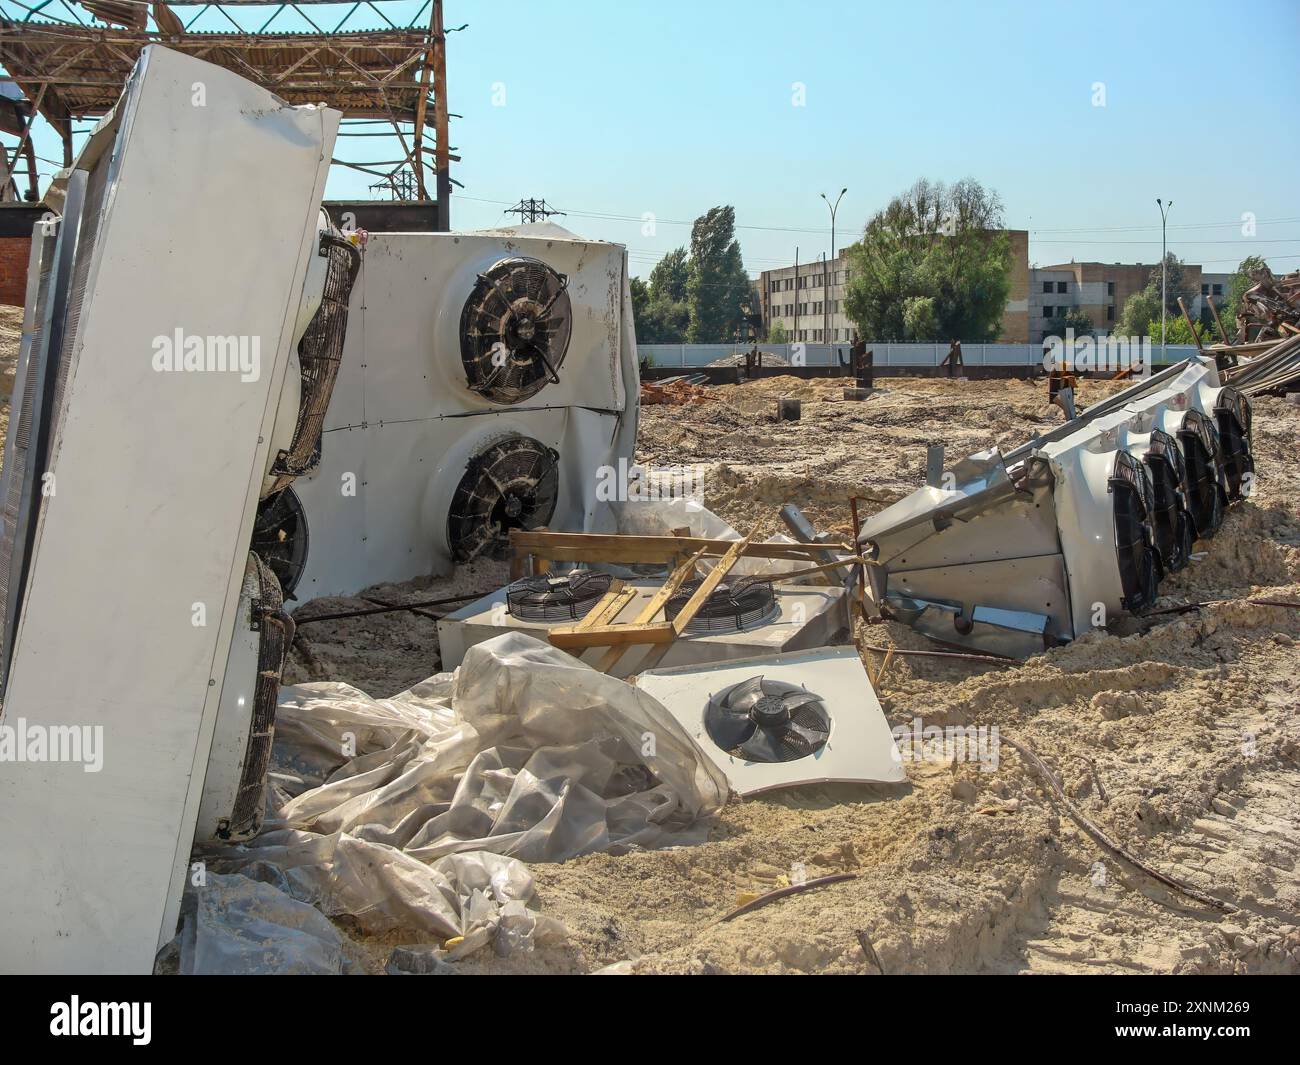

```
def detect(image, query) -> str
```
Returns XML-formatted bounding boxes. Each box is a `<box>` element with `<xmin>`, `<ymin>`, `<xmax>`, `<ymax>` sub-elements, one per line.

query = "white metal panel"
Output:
<box><xmin>635</xmin><ymin>646</ymin><xmax>905</xmax><ymax>796</ymax></box>
<box><xmin>294</xmin><ymin>405</ymin><xmax>629</xmax><ymax>597</ymax></box>
<box><xmin>0</xmin><ymin>46</ymin><xmax>337</xmax><ymax>973</ymax></box>
<box><xmin>292</xmin><ymin>230</ymin><xmax>639</xmax><ymax>597</ymax></box>
<box><xmin>328</xmin><ymin>231</ymin><xmax>627</xmax><ymax>427</ymax></box>
<box><xmin>437</xmin><ymin>581</ymin><xmax>847</xmax><ymax>679</ymax></box>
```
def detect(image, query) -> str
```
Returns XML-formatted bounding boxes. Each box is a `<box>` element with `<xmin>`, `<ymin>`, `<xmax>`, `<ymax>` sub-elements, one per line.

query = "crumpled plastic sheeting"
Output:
<box><xmin>178</xmin><ymin>872</ymin><xmax>354</xmax><ymax>975</ymax></box>
<box><xmin>201</xmin><ymin>838</ymin><xmax>564</xmax><ymax>960</ymax></box>
<box><xmin>196</xmin><ymin>632</ymin><xmax>727</xmax><ymax>963</ymax></box>
<box><xmin>269</xmin><ymin>631</ymin><xmax>727</xmax><ymax>862</ymax></box>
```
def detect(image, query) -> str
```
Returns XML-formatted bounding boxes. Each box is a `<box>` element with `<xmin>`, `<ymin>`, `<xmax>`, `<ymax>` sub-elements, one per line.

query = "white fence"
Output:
<box><xmin>639</xmin><ymin>342</ymin><xmax>1203</xmax><ymax>369</ymax></box>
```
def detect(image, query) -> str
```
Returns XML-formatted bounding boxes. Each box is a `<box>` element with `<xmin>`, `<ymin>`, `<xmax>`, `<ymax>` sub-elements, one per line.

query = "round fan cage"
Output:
<box><xmin>1178</xmin><ymin>409</ymin><xmax>1226</xmax><ymax>538</ymax></box>
<box><xmin>446</xmin><ymin>436</ymin><xmax>560</xmax><ymax>563</ymax></box>
<box><xmin>1109</xmin><ymin>451</ymin><xmax>1159</xmax><ymax>612</ymax></box>
<box><xmin>1143</xmin><ymin>429</ymin><xmax>1193</xmax><ymax>575</ymax></box>
<box><xmin>506</xmin><ymin>570</ymin><xmax>613</xmax><ymax>622</ymax></box>
<box><xmin>704</xmin><ymin>676</ymin><xmax>831</xmax><ymax>763</ymax></box>
<box><xmin>251</xmin><ymin>486</ymin><xmax>309</xmax><ymax>598</ymax></box>
<box><xmin>459</xmin><ymin>256</ymin><xmax>572</xmax><ymax>404</ymax></box>
<box><xmin>664</xmin><ymin>576</ymin><xmax>777</xmax><ymax>633</ymax></box>
<box><xmin>1214</xmin><ymin>388</ymin><xmax>1254</xmax><ymax>501</ymax></box>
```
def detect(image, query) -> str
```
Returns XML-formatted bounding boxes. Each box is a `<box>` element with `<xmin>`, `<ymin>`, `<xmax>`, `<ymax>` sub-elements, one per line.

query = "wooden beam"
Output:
<box><xmin>571</xmin><ymin>582</ymin><xmax>634</xmax><ymax>631</ymax></box>
<box><xmin>593</xmin><ymin>547</ymin><xmax>706</xmax><ymax>674</ymax></box>
<box><xmin>431</xmin><ymin>0</ymin><xmax>450</xmax><ymax>227</ymax></box>
<box><xmin>509</xmin><ymin>530</ymin><xmax>853</xmax><ymax>565</ymax></box>
<box><xmin>548</xmin><ymin>621</ymin><xmax>675</xmax><ymax>651</ymax></box>
<box><xmin>669</xmin><ymin>531</ymin><xmax>753</xmax><ymax>636</ymax></box>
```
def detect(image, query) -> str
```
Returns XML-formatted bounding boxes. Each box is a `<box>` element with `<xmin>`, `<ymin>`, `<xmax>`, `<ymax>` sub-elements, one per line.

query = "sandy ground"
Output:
<box><xmin>1</xmin><ymin>303</ymin><xmax>1294</xmax><ymax>973</ymax></box>
<box><xmin>289</xmin><ymin>372</ymin><xmax>1300</xmax><ymax>974</ymax></box>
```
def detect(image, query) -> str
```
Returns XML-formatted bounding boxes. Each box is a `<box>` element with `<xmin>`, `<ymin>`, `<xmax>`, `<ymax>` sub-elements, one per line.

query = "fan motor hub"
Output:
<box><xmin>750</xmin><ymin>695</ymin><xmax>791</xmax><ymax>727</ymax></box>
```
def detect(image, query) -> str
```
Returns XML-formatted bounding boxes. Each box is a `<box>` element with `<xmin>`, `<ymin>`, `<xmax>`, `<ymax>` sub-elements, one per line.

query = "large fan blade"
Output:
<box><xmin>705</xmin><ymin>695</ymin><xmax>756</xmax><ymax>752</ymax></box>
<box><xmin>780</xmin><ymin>690</ymin><xmax>824</xmax><ymax>714</ymax></box>
<box><xmin>724</xmin><ymin>676</ymin><xmax>768</xmax><ymax>714</ymax></box>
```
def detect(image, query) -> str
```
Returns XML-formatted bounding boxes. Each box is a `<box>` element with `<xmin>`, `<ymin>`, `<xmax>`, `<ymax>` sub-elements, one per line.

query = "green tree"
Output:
<box><xmin>649</xmin><ymin>246</ymin><xmax>689</xmax><ymax>303</ymax></box>
<box><xmin>1044</xmin><ymin>307</ymin><xmax>1094</xmax><ymax>339</ymax></box>
<box><xmin>1147</xmin><ymin>253</ymin><xmax>1196</xmax><ymax>317</ymax></box>
<box><xmin>633</xmin><ymin>247</ymin><xmax>691</xmax><ymax>343</ymax></box>
<box><xmin>842</xmin><ymin>177</ymin><xmax>1012</xmax><ymax>342</ymax></box>
<box><xmin>1148</xmin><ymin>315</ymin><xmax>1210</xmax><ymax>346</ymax></box>
<box><xmin>685</xmin><ymin>206</ymin><xmax>751</xmax><ymax>343</ymax></box>
<box><xmin>901</xmin><ymin>295</ymin><xmax>938</xmax><ymax>340</ymax></box>
<box><xmin>1116</xmin><ymin>287</ymin><xmax>1161</xmax><ymax>338</ymax></box>
<box><xmin>768</xmin><ymin>319</ymin><xmax>789</xmax><ymax>343</ymax></box>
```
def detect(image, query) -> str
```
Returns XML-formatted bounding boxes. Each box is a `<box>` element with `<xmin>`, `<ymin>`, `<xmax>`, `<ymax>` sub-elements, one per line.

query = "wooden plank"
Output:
<box><xmin>670</xmin><ymin>531</ymin><xmax>754</xmax><ymax>636</ymax></box>
<box><xmin>572</xmin><ymin>584</ymin><xmax>635</xmax><ymax>632</ymax></box>
<box><xmin>593</xmin><ymin>547</ymin><xmax>706</xmax><ymax>674</ymax></box>
<box><xmin>509</xmin><ymin>530</ymin><xmax>851</xmax><ymax>565</ymax></box>
<box><xmin>549</xmin><ymin>621</ymin><xmax>675</xmax><ymax>650</ymax></box>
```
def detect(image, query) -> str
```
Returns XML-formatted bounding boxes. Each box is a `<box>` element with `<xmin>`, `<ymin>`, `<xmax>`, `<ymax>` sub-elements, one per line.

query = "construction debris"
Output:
<box><xmin>1209</xmin><ymin>267</ymin><xmax>1300</xmax><ymax>395</ymax></box>
<box><xmin>641</xmin><ymin>378</ymin><xmax>718</xmax><ymax>405</ymax></box>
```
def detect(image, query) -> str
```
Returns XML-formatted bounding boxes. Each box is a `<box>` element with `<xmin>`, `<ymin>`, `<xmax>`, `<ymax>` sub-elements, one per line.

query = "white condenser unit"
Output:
<box><xmin>0</xmin><ymin>47</ymin><xmax>342</xmax><ymax>973</ymax></box>
<box><xmin>288</xmin><ymin>223</ymin><xmax>639</xmax><ymax>598</ymax></box>
<box><xmin>859</xmin><ymin>358</ymin><xmax>1253</xmax><ymax>658</ymax></box>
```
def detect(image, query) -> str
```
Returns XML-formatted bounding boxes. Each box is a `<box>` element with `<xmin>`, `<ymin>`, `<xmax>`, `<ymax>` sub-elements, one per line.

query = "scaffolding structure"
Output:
<box><xmin>0</xmin><ymin>0</ymin><xmax>456</xmax><ymax>224</ymax></box>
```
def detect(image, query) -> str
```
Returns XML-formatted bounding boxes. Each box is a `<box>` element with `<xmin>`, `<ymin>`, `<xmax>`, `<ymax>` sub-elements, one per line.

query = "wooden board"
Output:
<box><xmin>670</xmin><ymin>531</ymin><xmax>753</xmax><ymax>635</ymax></box>
<box><xmin>509</xmin><ymin>530</ymin><xmax>852</xmax><ymax>566</ymax></box>
<box><xmin>593</xmin><ymin>547</ymin><xmax>706</xmax><ymax>674</ymax></box>
<box><xmin>548</xmin><ymin>621</ymin><xmax>676</xmax><ymax>650</ymax></box>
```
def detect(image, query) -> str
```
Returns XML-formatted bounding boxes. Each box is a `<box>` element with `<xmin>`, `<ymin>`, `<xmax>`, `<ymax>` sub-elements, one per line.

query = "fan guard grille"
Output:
<box><xmin>506</xmin><ymin>570</ymin><xmax>614</xmax><ymax>622</ymax></box>
<box><xmin>704</xmin><ymin>676</ymin><xmax>831</xmax><ymax>763</ymax></box>
<box><xmin>251</xmin><ymin>485</ymin><xmax>310</xmax><ymax>599</ymax></box>
<box><xmin>447</xmin><ymin>436</ymin><xmax>560</xmax><ymax>562</ymax></box>
<box><xmin>1110</xmin><ymin>452</ymin><xmax>1158</xmax><ymax>612</ymax></box>
<box><xmin>664</xmin><ymin>576</ymin><xmax>778</xmax><ymax>633</ymax></box>
<box><xmin>460</xmin><ymin>256</ymin><xmax>572</xmax><ymax>404</ymax></box>
<box><xmin>1178</xmin><ymin>410</ymin><xmax>1226</xmax><ymax>538</ymax></box>
<box><xmin>1214</xmin><ymin>387</ymin><xmax>1253</xmax><ymax>501</ymax></box>
<box><xmin>1143</xmin><ymin>429</ymin><xmax>1192</xmax><ymax>574</ymax></box>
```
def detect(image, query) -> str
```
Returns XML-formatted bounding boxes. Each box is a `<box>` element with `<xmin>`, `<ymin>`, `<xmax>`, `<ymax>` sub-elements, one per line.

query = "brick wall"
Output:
<box><xmin>0</xmin><ymin>205</ymin><xmax>46</xmax><ymax>309</ymax></box>
<box><xmin>0</xmin><ymin>235</ymin><xmax>31</xmax><ymax>307</ymax></box>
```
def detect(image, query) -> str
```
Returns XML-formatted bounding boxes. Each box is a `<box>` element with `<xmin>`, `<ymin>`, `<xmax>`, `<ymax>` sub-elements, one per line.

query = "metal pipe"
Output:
<box><xmin>1157</xmin><ymin>197</ymin><xmax>1173</xmax><ymax>362</ymax></box>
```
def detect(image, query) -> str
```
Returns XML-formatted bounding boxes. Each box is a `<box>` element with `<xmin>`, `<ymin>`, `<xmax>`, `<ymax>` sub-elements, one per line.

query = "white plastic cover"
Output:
<box><xmin>185</xmin><ymin>631</ymin><xmax>728</xmax><ymax>965</ymax></box>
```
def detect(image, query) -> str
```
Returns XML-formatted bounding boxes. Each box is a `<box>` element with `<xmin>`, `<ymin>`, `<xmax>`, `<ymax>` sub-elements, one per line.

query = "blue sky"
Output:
<box><xmin>10</xmin><ymin>0</ymin><xmax>1300</xmax><ymax>279</ymax></box>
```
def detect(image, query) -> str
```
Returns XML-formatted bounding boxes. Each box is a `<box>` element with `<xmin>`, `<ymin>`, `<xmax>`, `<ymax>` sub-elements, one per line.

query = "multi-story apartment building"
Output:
<box><xmin>756</xmin><ymin>234</ymin><xmax>1231</xmax><ymax>345</ymax></box>
<box><xmin>758</xmin><ymin>230</ymin><xmax>1031</xmax><ymax>344</ymax></box>
<box><xmin>1029</xmin><ymin>261</ymin><xmax>1232</xmax><ymax>342</ymax></box>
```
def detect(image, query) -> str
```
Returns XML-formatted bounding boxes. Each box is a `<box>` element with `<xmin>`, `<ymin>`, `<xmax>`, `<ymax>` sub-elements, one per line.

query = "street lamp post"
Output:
<box><xmin>821</xmin><ymin>188</ymin><xmax>846</xmax><ymax>341</ymax></box>
<box><xmin>1156</xmin><ymin>198</ymin><xmax>1173</xmax><ymax>361</ymax></box>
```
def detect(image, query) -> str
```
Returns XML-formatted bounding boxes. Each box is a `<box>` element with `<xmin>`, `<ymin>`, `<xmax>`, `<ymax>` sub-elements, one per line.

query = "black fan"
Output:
<box><xmin>1214</xmin><ymin>388</ymin><xmax>1253</xmax><ymax>501</ymax></box>
<box><xmin>1109</xmin><ymin>451</ymin><xmax>1159</xmax><ymax>612</ymax></box>
<box><xmin>506</xmin><ymin>570</ymin><xmax>613</xmax><ymax>622</ymax></box>
<box><xmin>460</xmin><ymin>257</ymin><xmax>572</xmax><ymax>404</ymax></box>
<box><xmin>1177</xmin><ymin>409</ymin><xmax>1226</xmax><ymax>538</ymax></box>
<box><xmin>664</xmin><ymin>576</ymin><xmax>777</xmax><ymax>633</ymax></box>
<box><xmin>447</xmin><ymin>436</ymin><xmax>560</xmax><ymax>562</ymax></box>
<box><xmin>252</xmin><ymin>486</ymin><xmax>310</xmax><ymax>599</ymax></box>
<box><xmin>1143</xmin><ymin>429</ymin><xmax>1194</xmax><ymax>574</ymax></box>
<box><xmin>705</xmin><ymin>676</ymin><xmax>831</xmax><ymax>763</ymax></box>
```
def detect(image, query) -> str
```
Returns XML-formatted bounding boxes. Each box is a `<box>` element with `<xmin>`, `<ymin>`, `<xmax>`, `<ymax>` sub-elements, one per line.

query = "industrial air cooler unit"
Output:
<box><xmin>0</xmin><ymin>46</ymin><xmax>341</xmax><ymax>973</ymax></box>
<box><xmin>288</xmin><ymin>223</ymin><xmax>640</xmax><ymax>599</ymax></box>
<box><xmin>858</xmin><ymin>358</ymin><xmax>1253</xmax><ymax>658</ymax></box>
